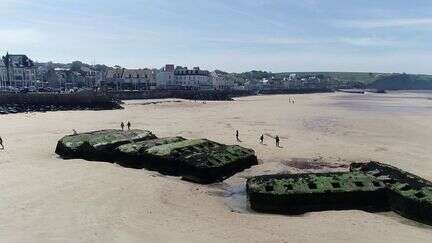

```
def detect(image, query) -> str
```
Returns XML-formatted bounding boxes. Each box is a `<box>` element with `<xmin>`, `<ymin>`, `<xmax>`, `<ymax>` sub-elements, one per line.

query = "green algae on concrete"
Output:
<box><xmin>115</xmin><ymin>137</ymin><xmax>187</xmax><ymax>169</ymax></box>
<box><xmin>56</xmin><ymin>130</ymin><xmax>257</xmax><ymax>184</ymax></box>
<box><xmin>351</xmin><ymin>161</ymin><xmax>432</xmax><ymax>225</ymax></box>
<box><xmin>177</xmin><ymin>144</ymin><xmax>258</xmax><ymax>183</ymax></box>
<box><xmin>55</xmin><ymin>129</ymin><xmax>157</xmax><ymax>160</ymax></box>
<box><xmin>143</xmin><ymin>138</ymin><xmax>257</xmax><ymax>183</ymax></box>
<box><xmin>117</xmin><ymin>138</ymin><xmax>258</xmax><ymax>183</ymax></box>
<box><xmin>247</xmin><ymin>172</ymin><xmax>388</xmax><ymax>214</ymax></box>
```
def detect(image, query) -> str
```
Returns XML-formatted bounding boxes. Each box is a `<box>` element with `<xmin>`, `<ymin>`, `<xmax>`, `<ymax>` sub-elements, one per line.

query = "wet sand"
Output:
<box><xmin>1</xmin><ymin>92</ymin><xmax>432</xmax><ymax>242</ymax></box>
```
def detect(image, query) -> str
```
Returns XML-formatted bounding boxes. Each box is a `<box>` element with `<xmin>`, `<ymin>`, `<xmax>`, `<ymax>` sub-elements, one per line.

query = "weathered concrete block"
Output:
<box><xmin>56</xmin><ymin>131</ymin><xmax>257</xmax><ymax>184</ymax></box>
<box><xmin>351</xmin><ymin>161</ymin><xmax>432</xmax><ymax>225</ymax></box>
<box><xmin>247</xmin><ymin>172</ymin><xmax>388</xmax><ymax>214</ymax></box>
<box><xmin>55</xmin><ymin>129</ymin><xmax>157</xmax><ymax>160</ymax></box>
<box><xmin>115</xmin><ymin>137</ymin><xmax>187</xmax><ymax>169</ymax></box>
<box><xmin>145</xmin><ymin>139</ymin><xmax>258</xmax><ymax>183</ymax></box>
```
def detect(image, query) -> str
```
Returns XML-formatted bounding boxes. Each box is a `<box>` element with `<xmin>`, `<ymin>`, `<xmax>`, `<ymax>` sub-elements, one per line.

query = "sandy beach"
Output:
<box><xmin>1</xmin><ymin>92</ymin><xmax>432</xmax><ymax>242</ymax></box>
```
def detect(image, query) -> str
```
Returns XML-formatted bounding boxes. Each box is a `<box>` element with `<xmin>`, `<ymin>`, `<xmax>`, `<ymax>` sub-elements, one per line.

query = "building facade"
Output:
<box><xmin>0</xmin><ymin>60</ymin><xmax>7</xmax><ymax>89</ymax></box>
<box><xmin>105</xmin><ymin>67</ymin><xmax>157</xmax><ymax>90</ymax></box>
<box><xmin>0</xmin><ymin>53</ymin><xmax>37</xmax><ymax>89</ymax></box>
<box><xmin>156</xmin><ymin>64</ymin><xmax>177</xmax><ymax>89</ymax></box>
<box><xmin>174</xmin><ymin>66</ymin><xmax>211</xmax><ymax>90</ymax></box>
<box><xmin>210</xmin><ymin>71</ymin><xmax>233</xmax><ymax>90</ymax></box>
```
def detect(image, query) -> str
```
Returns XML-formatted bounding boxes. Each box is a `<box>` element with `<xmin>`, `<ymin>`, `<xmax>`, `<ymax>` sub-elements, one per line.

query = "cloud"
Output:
<box><xmin>0</xmin><ymin>29</ymin><xmax>45</xmax><ymax>45</ymax></box>
<box><xmin>202</xmin><ymin>36</ymin><xmax>313</xmax><ymax>45</ymax></box>
<box><xmin>338</xmin><ymin>37</ymin><xmax>400</xmax><ymax>47</ymax></box>
<box><xmin>203</xmin><ymin>36</ymin><xmax>400</xmax><ymax>47</ymax></box>
<box><xmin>339</xmin><ymin>18</ymin><xmax>432</xmax><ymax>29</ymax></box>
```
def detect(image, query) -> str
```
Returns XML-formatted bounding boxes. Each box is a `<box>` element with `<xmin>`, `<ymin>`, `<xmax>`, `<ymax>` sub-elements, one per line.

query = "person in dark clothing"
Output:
<box><xmin>0</xmin><ymin>136</ymin><xmax>3</xmax><ymax>150</ymax></box>
<box><xmin>127</xmin><ymin>121</ymin><xmax>131</xmax><ymax>130</ymax></box>
<box><xmin>236</xmin><ymin>130</ymin><xmax>239</xmax><ymax>141</ymax></box>
<box><xmin>121</xmin><ymin>122</ymin><xmax>125</xmax><ymax>130</ymax></box>
<box><xmin>260</xmin><ymin>134</ymin><xmax>264</xmax><ymax>144</ymax></box>
<box><xmin>275</xmin><ymin>135</ymin><xmax>280</xmax><ymax>147</ymax></box>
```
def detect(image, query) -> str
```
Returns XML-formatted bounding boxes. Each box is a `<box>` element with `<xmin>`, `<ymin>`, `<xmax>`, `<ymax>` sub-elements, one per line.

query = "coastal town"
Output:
<box><xmin>0</xmin><ymin>52</ymin><xmax>335</xmax><ymax>93</ymax></box>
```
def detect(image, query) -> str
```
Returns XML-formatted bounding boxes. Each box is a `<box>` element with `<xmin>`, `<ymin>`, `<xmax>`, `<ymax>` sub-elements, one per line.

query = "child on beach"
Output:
<box><xmin>275</xmin><ymin>136</ymin><xmax>280</xmax><ymax>147</ymax></box>
<box><xmin>127</xmin><ymin>121</ymin><xmax>131</xmax><ymax>130</ymax></box>
<box><xmin>121</xmin><ymin>122</ymin><xmax>125</xmax><ymax>130</ymax></box>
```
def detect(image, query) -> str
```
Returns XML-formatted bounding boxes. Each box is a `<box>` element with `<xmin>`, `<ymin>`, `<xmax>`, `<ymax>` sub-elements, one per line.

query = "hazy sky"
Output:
<box><xmin>1</xmin><ymin>0</ymin><xmax>431</xmax><ymax>73</ymax></box>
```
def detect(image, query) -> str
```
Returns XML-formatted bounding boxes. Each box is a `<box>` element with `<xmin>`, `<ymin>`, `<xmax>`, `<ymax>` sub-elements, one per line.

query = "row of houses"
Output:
<box><xmin>243</xmin><ymin>75</ymin><xmax>326</xmax><ymax>91</ymax></box>
<box><xmin>2</xmin><ymin>53</ymin><xmax>328</xmax><ymax>92</ymax></box>
<box><xmin>0</xmin><ymin>53</ymin><xmax>235</xmax><ymax>91</ymax></box>
<box><xmin>104</xmin><ymin>64</ymin><xmax>234</xmax><ymax>91</ymax></box>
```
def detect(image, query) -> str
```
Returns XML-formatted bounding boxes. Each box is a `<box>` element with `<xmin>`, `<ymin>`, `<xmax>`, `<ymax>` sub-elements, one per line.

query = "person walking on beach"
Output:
<box><xmin>121</xmin><ymin>122</ymin><xmax>125</xmax><ymax>130</ymax></box>
<box><xmin>275</xmin><ymin>135</ymin><xmax>280</xmax><ymax>147</ymax></box>
<box><xmin>0</xmin><ymin>136</ymin><xmax>4</xmax><ymax>150</ymax></box>
<box><xmin>236</xmin><ymin>130</ymin><xmax>239</xmax><ymax>141</ymax></box>
<box><xmin>260</xmin><ymin>134</ymin><xmax>264</xmax><ymax>144</ymax></box>
<box><xmin>127</xmin><ymin>121</ymin><xmax>131</xmax><ymax>130</ymax></box>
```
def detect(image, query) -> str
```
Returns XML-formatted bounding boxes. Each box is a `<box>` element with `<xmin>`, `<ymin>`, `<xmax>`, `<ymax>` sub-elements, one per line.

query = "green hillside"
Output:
<box><xmin>221</xmin><ymin>71</ymin><xmax>432</xmax><ymax>90</ymax></box>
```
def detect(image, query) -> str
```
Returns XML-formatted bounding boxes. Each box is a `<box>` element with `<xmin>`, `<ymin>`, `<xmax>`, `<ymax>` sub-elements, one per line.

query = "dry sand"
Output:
<box><xmin>1</xmin><ymin>92</ymin><xmax>432</xmax><ymax>242</ymax></box>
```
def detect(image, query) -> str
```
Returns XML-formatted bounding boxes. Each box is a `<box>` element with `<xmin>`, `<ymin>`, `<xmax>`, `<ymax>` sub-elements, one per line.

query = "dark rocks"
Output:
<box><xmin>247</xmin><ymin>172</ymin><xmax>388</xmax><ymax>214</ymax></box>
<box><xmin>56</xmin><ymin>130</ymin><xmax>258</xmax><ymax>184</ymax></box>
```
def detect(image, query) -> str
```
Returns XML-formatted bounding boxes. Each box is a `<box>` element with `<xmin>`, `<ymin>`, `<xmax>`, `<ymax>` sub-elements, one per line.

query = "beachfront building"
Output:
<box><xmin>0</xmin><ymin>60</ymin><xmax>7</xmax><ymax>90</ymax></box>
<box><xmin>175</xmin><ymin>66</ymin><xmax>212</xmax><ymax>90</ymax></box>
<box><xmin>210</xmin><ymin>71</ymin><xmax>234</xmax><ymax>90</ymax></box>
<box><xmin>105</xmin><ymin>67</ymin><xmax>157</xmax><ymax>90</ymax></box>
<box><xmin>156</xmin><ymin>64</ymin><xmax>178</xmax><ymax>89</ymax></box>
<box><xmin>0</xmin><ymin>53</ymin><xmax>37</xmax><ymax>89</ymax></box>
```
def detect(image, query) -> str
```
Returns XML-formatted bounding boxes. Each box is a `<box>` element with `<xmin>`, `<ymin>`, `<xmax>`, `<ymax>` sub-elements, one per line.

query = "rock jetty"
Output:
<box><xmin>56</xmin><ymin>130</ymin><xmax>258</xmax><ymax>183</ymax></box>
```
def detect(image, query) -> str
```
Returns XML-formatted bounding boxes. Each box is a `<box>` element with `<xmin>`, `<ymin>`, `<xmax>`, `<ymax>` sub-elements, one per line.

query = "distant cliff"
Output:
<box><xmin>368</xmin><ymin>74</ymin><xmax>432</xmax><ymax>90</ymax></box>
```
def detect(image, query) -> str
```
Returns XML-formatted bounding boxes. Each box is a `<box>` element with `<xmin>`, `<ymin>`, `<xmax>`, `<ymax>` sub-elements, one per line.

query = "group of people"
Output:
<box><xmin>236</xmin><ymin>130</ymin><xmax>281</xmax><ymax>147</ymax></box>
<box><xmin>289</xmin><ymin>97</ymin><xmax>296</xmax><ymax>104</ymax></box>
<box><xmin>121</xmin><ymin>121</ymin><xmax>132</xmax><ymax>130</ymax></box>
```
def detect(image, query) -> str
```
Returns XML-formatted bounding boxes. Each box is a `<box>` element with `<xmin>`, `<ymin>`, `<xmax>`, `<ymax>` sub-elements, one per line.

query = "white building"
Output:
<box><xmin>174</xmin><ymin>66</ymin><xmax>211</xmax><ymax>90</ymax></box>
<box><xmin>156</xmin><ymin>64</ymin><xmax>177</xmax><ymax>89</ymax></box>
<box><xmin>106</xmin><ymin>68</ymin><xmax>157</xmax><ymax>90</ymax></box>
<box><xmin>1</xmin><ymin>53</ymin><xmax>37</xmax><ymax>89</ymax></box>
<box><xmin>0</xmin><ymin>60</ymin><xmax>7</xmax><ymax>89</ymax></box>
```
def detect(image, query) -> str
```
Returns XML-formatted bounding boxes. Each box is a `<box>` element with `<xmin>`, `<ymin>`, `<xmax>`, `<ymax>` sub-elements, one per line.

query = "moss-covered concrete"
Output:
<box><xmin>56</xmin><ymin>131</ymin><xmax>257</xmax><ymax>184</ymax></box>
<box><xmin>247</xmin><ymin>172</ymin><xmax>388</xmax><ymax>214</ymax></box>
<box><xmin>138</xmin><ymin>139</ymin><xmax>258</xmax><ymax>183</ymax></box>
<box><xmin>351</xmin><ymin>161</ymin><xmax>432</xmax><ymax>225</ymax></box>
<box><xmin>115</xmin><ymin>137</ymin><xmax>186</xmax><ymax>169</ymax></box>
<box><xmin>55</xmin><ymin>129</ymin><xmax>157</xmax><ymax>160</ymax></box>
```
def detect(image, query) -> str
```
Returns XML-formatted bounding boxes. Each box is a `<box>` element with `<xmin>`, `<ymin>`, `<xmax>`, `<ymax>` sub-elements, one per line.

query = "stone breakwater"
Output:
<box><xmin>0</xmin><ymin>92</ymin><xmax>122</xmax><ymax>114</ymax></box>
